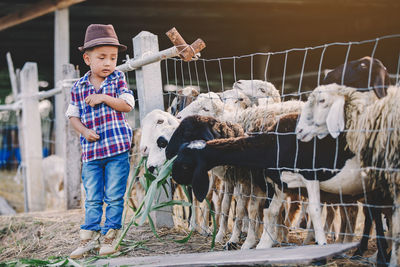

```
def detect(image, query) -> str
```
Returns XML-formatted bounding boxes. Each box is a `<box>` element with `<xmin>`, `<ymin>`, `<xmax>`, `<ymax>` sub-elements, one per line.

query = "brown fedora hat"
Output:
<box><xmin>78</xmin><ymin>24</ymin><xmax>127</xmax><ymax>52</ymax></box>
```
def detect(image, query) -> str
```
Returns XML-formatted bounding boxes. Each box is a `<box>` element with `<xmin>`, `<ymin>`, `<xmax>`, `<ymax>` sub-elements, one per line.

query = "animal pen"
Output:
<box><xmin>2</xmin><ymin>29</ymin><xmax>400</xmax><ymax>266</ymax></box>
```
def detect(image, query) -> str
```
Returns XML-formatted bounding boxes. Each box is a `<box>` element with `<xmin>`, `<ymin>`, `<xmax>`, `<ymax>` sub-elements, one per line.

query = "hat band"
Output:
<box><xmin>84</xmin><ymin>37</ymin><xmax>121</xmax><ymax>48</ymax></box>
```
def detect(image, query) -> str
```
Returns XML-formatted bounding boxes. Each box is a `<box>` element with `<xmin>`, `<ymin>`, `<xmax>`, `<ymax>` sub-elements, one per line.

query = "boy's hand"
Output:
<box><xmin>83</xmin><ymin>128</ymin><xmax>100</xmax><ymax>142</ymax></box>
<box><xmin>85</xmin><ymin>94</ymin><xmax>105</xmax><ymax>107</ymax></box>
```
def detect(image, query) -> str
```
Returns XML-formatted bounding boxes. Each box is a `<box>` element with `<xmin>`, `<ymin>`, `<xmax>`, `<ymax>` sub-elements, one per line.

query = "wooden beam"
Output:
<box><xmin>0</xmin><ymin>0</ymin><xmax>85</xmax><ymax>31</ymax></box>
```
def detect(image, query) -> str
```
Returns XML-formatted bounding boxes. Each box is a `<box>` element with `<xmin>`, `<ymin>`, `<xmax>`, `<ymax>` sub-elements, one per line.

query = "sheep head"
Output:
<box><xmin>176</xmin><ymin>92</ymin><xmax>223</xmax><ymax>120</ymax></box>
<box><xmin>233</xmin><ymin>79</ymin><xmax>281</xmax><ymax>106</ymax></box>
<box><xmin>296</xmin><ymin>84</ymin><xmax>347</xmax><ymax>142</ymax></box>
<box><xmin>171</xmin><ymin>140</ymin><xmax>210</xmax><ymax>202</ymax></box>
<box><xmin>170</xmin><ymin>86</ymin><xmax>200</xmax><ymax>115</ymax></box>
<box><xmin>139</xmin><ymin>109</ymin><xmax>180</xmax><ymax>170</ymax></box>
<box><xmin>166</xmin><ymin>115</ymin><xmax>219</xmax><ymax>160</ymax></box>
<box><xmin>322</xmin><ymin>56</ymin><xmax>391</xmax><ymax>99</ymax></box>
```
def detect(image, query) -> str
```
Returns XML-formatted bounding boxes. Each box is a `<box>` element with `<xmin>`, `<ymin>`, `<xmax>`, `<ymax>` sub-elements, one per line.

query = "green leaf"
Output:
<box><xmin>206</xmin><ymin>198</ymin><xmax>217</xmax><ymax>250</ymax></box>
<box><xmin>150</xmin><ymin>200</ymin><xmax>192</xmax><ymax>211</ymax></box>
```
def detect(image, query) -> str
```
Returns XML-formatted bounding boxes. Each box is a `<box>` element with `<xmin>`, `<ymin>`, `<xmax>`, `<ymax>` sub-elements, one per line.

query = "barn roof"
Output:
<box><xmin>0</xmin><ymin>0</ymin><xmax>399</xmax><ymax>89</ymax></box>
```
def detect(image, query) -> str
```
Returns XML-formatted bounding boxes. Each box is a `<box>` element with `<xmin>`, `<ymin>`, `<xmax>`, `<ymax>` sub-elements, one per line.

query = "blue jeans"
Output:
<box><xmin>81</xmin><ymin>151</ymin><xmax>130</xmax><ymax>235</ymax></box>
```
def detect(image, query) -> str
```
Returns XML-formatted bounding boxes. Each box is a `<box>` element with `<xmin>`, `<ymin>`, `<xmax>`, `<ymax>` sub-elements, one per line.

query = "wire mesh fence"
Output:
<box><xmin>125</xmin><ymin>33</ymin><xmax>400</xmax><ymax>265</ymax></box>
<box><xmin>1</xmin><ymin>32</ymin><xmax>400</xmax><ymax>264</ymax></box>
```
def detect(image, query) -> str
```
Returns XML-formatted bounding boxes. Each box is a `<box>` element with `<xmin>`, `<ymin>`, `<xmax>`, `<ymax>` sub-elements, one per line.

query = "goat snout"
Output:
<box><xmin>157</xmin><ymin>136</ymin><xmax>169</xmax><ymax>148</ymax></box>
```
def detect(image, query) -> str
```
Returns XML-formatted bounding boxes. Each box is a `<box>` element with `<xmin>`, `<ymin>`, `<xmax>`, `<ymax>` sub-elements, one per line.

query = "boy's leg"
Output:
<box><xmin>81</xmin><ymin>159</ymin><xmax>105</xmax><ymax>231</ymax></box>
<box><xmin>102</xmin><ymin>151</ymin><xmax>130</xmax><ymax>233</ymax></box>
<box><xmin>100</xmin><ymin>151</ymin><xmax>130</xmax><ymax>255</ymax></box>
<box><xmin>71</xmin><ymin>159</ymin><xmax>105</xmax><ymax>258</ymax></box>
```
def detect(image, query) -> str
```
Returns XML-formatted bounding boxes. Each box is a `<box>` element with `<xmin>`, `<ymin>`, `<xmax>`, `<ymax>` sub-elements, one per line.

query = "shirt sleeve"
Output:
<box><xmin>65</xmin><ymin>104</ymin><xmax>80</xmax><ymax>118</ymax></box>
<box><xmin>117</xmin><ymin>72</ymin><xmax>135</xmax><ymax>108</ymax></box>
<box><xmin>65</xmin><ymin>82</ymin><xmax>81</xmax><ymax>118</ymax></box>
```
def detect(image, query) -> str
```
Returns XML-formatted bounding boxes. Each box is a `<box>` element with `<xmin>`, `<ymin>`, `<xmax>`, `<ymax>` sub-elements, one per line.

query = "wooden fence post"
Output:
<box><xmin>54</xmin><ymin>8</ymin><xmax>70</xmax><ymax>157</ymax></box>
<box><xmin>62</xmin><ymin>64</ymin><xmax>81</xmax><ymax>209</ymax></box>
<box><xmin>19</xmin><ymin>62</ymin><xmax>45</xmax><ymax>212</ymax></box>
<box><xmin>133</xmin><ymin>31</ymin><xmax>174</xmax><ymax>228</ymax></box>
<box><xmin>6</xmin><ymin>53</ymin><xmax>28</xmax><ymax>212</ymax></box>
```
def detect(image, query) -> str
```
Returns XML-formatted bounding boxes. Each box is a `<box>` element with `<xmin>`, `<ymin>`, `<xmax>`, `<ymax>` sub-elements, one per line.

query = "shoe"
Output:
<box><xmin>99</xmin><ymin>229</ymin><xmax>121</xmax><ymax>256</ymax></box>
<box><xmin>70</xmin><ymin>229</ymin><xmax>100</xmax><ymax>259</ymax></box>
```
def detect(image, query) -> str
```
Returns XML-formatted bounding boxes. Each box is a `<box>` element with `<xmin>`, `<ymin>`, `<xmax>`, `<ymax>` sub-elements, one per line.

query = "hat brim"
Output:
<box><xmin>78</xmin><ymin>43</ymin><xmax>127</xmax><ymax>52</ymax></box>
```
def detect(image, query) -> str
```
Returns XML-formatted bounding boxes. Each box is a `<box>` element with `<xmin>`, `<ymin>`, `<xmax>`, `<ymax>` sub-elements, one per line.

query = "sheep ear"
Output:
<box><xmin>326</xmin><ymin>96</ymin><xmax>345</xmax><ymax>138</ymax></box>
<box><xmin>372</xmin><ymin>70</ymin><xmax>389</xmax><ymax>99</ymax></box>
<box><xmin>192</xmin><ymin>161</ymin><xmax>209</xmax><ymax>202</ymax></box>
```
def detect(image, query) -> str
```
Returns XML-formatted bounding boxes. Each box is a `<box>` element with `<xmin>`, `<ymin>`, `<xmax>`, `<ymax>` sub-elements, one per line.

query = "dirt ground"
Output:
<box><xmin>0</xmin><ymin>208</ymin><xmax>378</xmax><ymax>266</ymax></box>
<box><xmin>0</xmin><ymin>170</ymin><xmax>381</xmax><ymax>266</ymax></box>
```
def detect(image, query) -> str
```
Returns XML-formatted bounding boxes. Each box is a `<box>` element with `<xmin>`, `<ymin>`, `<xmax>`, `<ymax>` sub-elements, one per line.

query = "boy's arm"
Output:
<box><xmin>69</xmin><ymin>117</ymin><xmax>100</xmax><ymax>142</ymax></box>
<box><xmin>85</xmin><ymin>94</ymin><xmax>132</xmax><ymax>112</ymax></box>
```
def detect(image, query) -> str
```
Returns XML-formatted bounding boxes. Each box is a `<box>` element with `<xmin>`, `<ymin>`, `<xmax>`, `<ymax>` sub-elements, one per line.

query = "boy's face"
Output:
<box><xmin>83</xmin><ymin>46</ymin><xmax>119</xmax><ymax>79</ymax></box>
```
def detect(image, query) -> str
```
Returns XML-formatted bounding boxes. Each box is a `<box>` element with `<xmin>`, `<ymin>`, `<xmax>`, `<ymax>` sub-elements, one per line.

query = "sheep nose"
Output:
<box><xmin>157</xmin><ymin>136</ymin><xmax>169</xmax><ymax>148</ymax></box>
<box><xmin>176</xmin><ymin>115</ymin><xmax>182</xmax><ymax>119</ymax></box>
<box><xmin>297</xmin><ymin>128</ymin><xmax>303</xmax><ymax>134</ymax></box>
<box><xmin>148</xmin><ymin>166</ymin><xmax>155</xmax><ymax>174</ymax></box>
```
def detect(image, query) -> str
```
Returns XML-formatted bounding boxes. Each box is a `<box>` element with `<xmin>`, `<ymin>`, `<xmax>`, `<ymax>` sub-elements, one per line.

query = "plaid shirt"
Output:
<box><xmin>68</xmin><ymin>70</ymin><xmax>133</xmax><ymax>162</ymax></box>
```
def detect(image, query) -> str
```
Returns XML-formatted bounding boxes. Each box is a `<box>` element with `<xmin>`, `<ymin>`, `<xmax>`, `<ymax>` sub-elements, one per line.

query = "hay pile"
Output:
<box><xmin>0</xmin><ymin>209</ymin><xmax>224</xmax><ymax>263</ymax></box>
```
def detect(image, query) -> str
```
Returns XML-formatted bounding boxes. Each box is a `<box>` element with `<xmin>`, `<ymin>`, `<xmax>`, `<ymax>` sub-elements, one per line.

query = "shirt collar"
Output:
<box><xmin>78</xmin><ymin>70</ymin><xmax>120</xmax><ymax>86</ymax></box>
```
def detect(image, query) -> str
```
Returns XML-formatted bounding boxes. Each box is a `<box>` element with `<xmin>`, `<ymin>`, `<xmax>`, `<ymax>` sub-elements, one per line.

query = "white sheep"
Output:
<box><xmin>139</xmin><ymin>109</ymin><xmax>180</xmax><ymax>170</ymax></box>
<box><xmin>296</xmin><ymin>84</ymin><xmax>400</xmax><ymax>265</ymax></box>
<box><xmin>42</xmin><ymin>154</ymin><xmax>65</xmax><ymax>210</ymax></box>
<box><xmin>233</xmin><ymin>79</ymin><xmax>281</xmax><ymax>106</ymax></box>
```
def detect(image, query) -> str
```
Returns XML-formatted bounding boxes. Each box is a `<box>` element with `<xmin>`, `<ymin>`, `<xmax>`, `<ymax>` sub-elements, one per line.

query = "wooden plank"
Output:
<box><xmin>133</xmin><ymin>31</ymin><xmax>173</xmax><ymax>228</ymax></box>
<box><xmin>54</xmin><ymin>8</ymin><xmax>69</xmax><ymax>156</ymax></box>
<box><xmin>96</xmin><ymin>242</ymin><xmax>359</xmax><ymax>267</ymax></box>
<box><xmin>62</xmin><ymin>64</ymin><xmax>81</xmax><ymax>209</ymax></box>
<box><xmin>19</xmin><ymin>62</ymin><xmax>45</xmax><ymax>212</ymax></box>
<box><xmin>0</xmin><ymin>0</ymin><xmax>85</xmax><ymax>31</ymax></box>
<box><xmin>6</xmin><ymin>53</ymin><xmax>27</xmax><ymax>212</ymax></box>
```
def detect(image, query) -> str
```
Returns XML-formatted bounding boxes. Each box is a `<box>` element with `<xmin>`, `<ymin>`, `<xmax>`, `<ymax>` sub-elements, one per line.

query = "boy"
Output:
<box><xmin>66</xmin><ymin>24</ymin><xmax>135</xmax><ymax>258</ymax></box>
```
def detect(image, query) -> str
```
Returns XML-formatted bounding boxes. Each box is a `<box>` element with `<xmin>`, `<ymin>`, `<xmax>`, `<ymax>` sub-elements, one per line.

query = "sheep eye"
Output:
<box><xmin>319</xmin><ymin>99</ymin><xmax>325</xmax><ymax>104</ymax></box>
<box><xmin>203</xmin><ymin>107</ymin><xmax>210</xmax><ymax>112</ymax></box>
<box><xmin>157</xmin><ymin>119</ymin><xmax>164</xmax><ymax>124</ymax></box>
<box><xmin>238</xmin><ymin>98</ymin><xmax>244</xmax><ymax>101</ymax></box>
<box><xmin>259</xmin><ymin>88</ymin><xmax>266</xmax><ymax>93</ymax></box>
<box><xmin>360</xmin><ymin>62</ymin><xmax>367</xmax><ymax>68</ymax></box>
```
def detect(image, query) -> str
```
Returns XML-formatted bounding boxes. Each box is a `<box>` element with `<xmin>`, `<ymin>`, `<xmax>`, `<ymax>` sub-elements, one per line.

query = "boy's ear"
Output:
<box><xmin>191</xmin><ymin>161</ymin><xmax>209</xmax><ymax>202</ymax></box>
<box><xmin>83</xmin><ymin>53</ymin><xmax>91</xmax><ymax>66</ymax></box>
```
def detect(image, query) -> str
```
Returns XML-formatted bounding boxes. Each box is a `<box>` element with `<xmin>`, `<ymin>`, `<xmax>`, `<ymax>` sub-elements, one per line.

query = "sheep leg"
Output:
<box><xmin>256</xmin><ymin>187</ymin><xmax>285</xmax><ymax>249</ymax></box>
<box><xmin>304</xmin><ymin>180</ymin><xmax>327</xmax><ymax>245</ymax></box>
<box><xmin>212</xmin><ymin>176</ymin><xmax>223</xmax><ymax>227</ymax></box>
<box><xmin>241</xmin><ymin>186</ymin><xmax>263</xmax><ymax>250</ymax></box>
<box><xmin>216</xmin><ymin>181</ymin><xmax>234</xmax><ymax>243</ymax></box>
<box><xmin>353</xmin><ymin>205</ymin><xmax>373</xmax><ymax>257</ymax></box>
<box><xmin>225</xmin><ymin>184</ymin><xmax>249</xmax><ymax>250</ymax></box>
<box><xmin>324</xmin><ymin>205</ymin><xmax>336</xmax><ymax>242</ymax></box>
<box><xmin>285</xmin><ymin>194</ymin><xmax>301</xmax><ymax>229</ymax></box>
<box><xmin>390</xmin><ymin>193</ymin><xmax>400</xmax><ymax>267</ymax></box>
<box><xmin>343</xmin><ymin>205</ymin><xmax>358</xmax><ymax>243</ymax></box>
<box><xmin>373</xmin><ymin>207</ymin><xmax>389</xmax><ymax>266</ymax></box>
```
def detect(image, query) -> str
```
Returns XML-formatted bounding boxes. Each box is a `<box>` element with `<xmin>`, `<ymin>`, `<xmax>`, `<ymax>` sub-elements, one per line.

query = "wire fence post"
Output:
<box><xmin>62</xmin><ymin>63</ymin><xmax>81</xmax><ymax>209</ymax></box>
<box><xmin>133</xmin><ymin>31</ymin><xmax>174</xmax><ymax>228</ymax></box>
<box><xmin>20</xmin><ymin>62</ymin><xmax>45</xmax><ymax>212</ymax></box>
